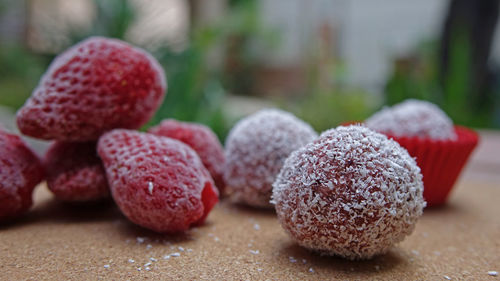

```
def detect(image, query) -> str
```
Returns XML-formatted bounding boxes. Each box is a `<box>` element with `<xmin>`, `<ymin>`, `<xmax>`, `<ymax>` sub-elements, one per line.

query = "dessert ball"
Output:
<box><xmin>272</xmin><ymin>125</ymin><xmax>426</xmax><ymax>260</ymax></box>
<box><xmin>224</xmin><ymin>109</ymin><xmax>317</xmax><ymax>208</ymax></box>
<box><xmin>365</xmin><ymin>99</ymin><xmax>456</xmax><ymax>140</ymax></box>
<box><xmin>148</xmin><ymin>119</ymin><xmax>226</xmax><ymax>194</ymax></box>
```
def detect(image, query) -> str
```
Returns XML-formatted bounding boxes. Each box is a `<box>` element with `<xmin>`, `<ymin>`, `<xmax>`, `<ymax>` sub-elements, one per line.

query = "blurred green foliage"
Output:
<box><xmin>283</xmin><ymin>58</ymin><xmax>378</xmax><ymax>133</ymax></box>
<box><xmin>0</xmin><ymin>46</ymin><xmax>50</xmax><ymax>109</ymax></box>
<box><xmin>385</xmin><ymin>33</ymin><xmax>499</xmax><ymax>128</ymax></box>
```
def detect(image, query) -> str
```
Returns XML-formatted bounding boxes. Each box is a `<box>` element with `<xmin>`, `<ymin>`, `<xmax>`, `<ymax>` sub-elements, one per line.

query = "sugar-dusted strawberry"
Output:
<box><xmin>0</xmin><ymin>129</ymin><xmax>44</xmax><ymax>221</ymax></box>
<box><xmin>17</xmin><ymin>37</ymin><xmax>166</xmax><ymax>141</ymax></box>
<box><xmin>97</xmin><ymin>129</ymin><xmax>219</xmax><ymax>233</ymax></box>
<box><xmin>44</xmin><ymin>141</ymin><xmax>109</xmax><ymax>202</ymax></box>
<box><xmin>148</xmin><ymin>119</ymin><xmax>226</xmax><ymax>194</ymax></box>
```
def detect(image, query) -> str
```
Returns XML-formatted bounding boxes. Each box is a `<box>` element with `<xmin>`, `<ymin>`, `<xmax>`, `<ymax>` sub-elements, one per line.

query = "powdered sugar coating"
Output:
<box><xmin>224</xmin><ymin>109</ymin><xmax>317</xmax><ymax>208</ymax></box>
<box><xmin>44</xmin><ymin>141</ymin><xmax>109</xmax><ymax>202</ymax></box>
<box><xmin>148</xmin><ymin>119</ymin><xmax>226</xmax><ymax>194</ymax></box>
<box><xmin>272</xmin><ymin>125</ymin><xmax>425</xmax><ymax>260</ymax></box>
<box><xmin>97</xmin><ymin>130</ymin><xmax>218</xmax><ymax>233</ymax></box>
<box><xmin>0</xmin><ymin>130</ymin><xmax>44</xmax><ymax>221</ymax></box>
<box><xmin>365</xmin><ymin>99</ymin><xmax>456</xmax><ymax>140</ymax></box>
<box><xmin>17</xmin><ymin>37</ymin><xmax>166</xmax><ymax>141</ymax></box>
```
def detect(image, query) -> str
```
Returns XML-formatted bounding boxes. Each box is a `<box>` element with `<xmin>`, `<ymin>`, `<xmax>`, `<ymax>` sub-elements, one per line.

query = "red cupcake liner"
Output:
<box><xmin>386</xmin><ymin>126</ymin><xmax>479</xmax><ymax>207</ymax></box>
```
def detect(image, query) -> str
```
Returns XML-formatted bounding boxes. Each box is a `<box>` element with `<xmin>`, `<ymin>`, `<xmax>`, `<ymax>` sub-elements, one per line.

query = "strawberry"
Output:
<box><xmin>44</xmin><ymin>141</ymin><xmax>109</xmax><ymax>202</ymax></box>
<box><xmin>17</xmin><ymin>37</ymin><xmax>166</xmax><ymax>141</ymax></box>
<box><xmin>0</xmin><ymin>129</ymin><xmax>44</xmax><ymax>221</ymax></box>
<box><xmin>97</xmin><ymin>129</ymin><xmax>219</xmax><ymax>233</ymax></box>
<box><xmin>148</xmin><ymin>119</ymin><xmax>226</xmax><ymax>194</ymax></box>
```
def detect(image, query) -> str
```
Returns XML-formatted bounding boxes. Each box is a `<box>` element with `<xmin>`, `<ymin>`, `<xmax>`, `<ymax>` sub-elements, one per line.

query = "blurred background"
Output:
<box><xmin>1</xmin><ymin>0</ymin><xmax>499</xmax><ymax>144</ymax></box>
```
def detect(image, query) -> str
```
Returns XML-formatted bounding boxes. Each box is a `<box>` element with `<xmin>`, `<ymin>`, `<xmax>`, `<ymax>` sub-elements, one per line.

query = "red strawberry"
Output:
<box><xmin>148</xmin><ymin>119</ymin><xmax>226</xmax><ymax>194</ymax></box>
<box><xmin>0</xmin><ymin>129</ymin><xmax>44</xmax><ymax>221</ymax></box>
<box><xmin>44</xmin><ymin>141</ymin><xmax>109</xmax><ymax>202</ymax></box>
<box><xmin>17</xmin><ymin>37</ymin><xmax>166</xmax><ymax>141</ymax></box>
<box><xmin>97</xmin><ymin>129</ymin><xmax>219</xmax><ymax>233</ymax></box>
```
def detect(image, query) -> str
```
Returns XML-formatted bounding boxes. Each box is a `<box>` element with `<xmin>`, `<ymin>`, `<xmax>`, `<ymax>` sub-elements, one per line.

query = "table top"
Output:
<box><xmin>1</xmin><ymin>131</ymin><xmax>499</xmax><ymax>280</ymax></box>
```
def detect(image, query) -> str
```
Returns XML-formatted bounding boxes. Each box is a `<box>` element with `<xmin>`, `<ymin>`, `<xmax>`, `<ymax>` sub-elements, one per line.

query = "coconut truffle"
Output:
<box><xmin>272</xmin><ymin>125</ymin><xmax>426</xmax><ymax>260</ymax></box>
<box><xmin>365</xmin><ymin>99</ymin><xmax>456</xmax><ymax>140</ymax></box>
<box><xmin>224</xmin><ymin>109</ymin><xmax>317</xmax><ymax>208</ymax></box>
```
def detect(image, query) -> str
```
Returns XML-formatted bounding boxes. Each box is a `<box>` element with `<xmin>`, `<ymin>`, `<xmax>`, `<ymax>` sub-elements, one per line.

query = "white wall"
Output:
<box><xmin>258</xmin><ymin>0</ymin><xmax>449</xmax><ymax>91</ymax></box>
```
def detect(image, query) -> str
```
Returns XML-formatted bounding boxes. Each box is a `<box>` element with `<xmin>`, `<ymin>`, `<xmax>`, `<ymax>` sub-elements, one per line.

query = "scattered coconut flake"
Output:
<box><xmin>214</xmin><ymin>237</ymin><xmax>220</xmax><ymax>242</ymax></box>
<box><xmin>257</xmin><ymin>268</ymin><xmax>263</xmax><ymax>272</ymax></box>
<box><xmin>144</xmin><ymin>262</ymin><xmax>152</xmax><ymax>267</ymax></box>
<box><xmin>187</xmin><ymin>248</ymin><xmax>193</xmax><ymax>252</ymax></box>
<box><xmin>163</xmin><ymin>255</ymin><xmax>170</xmax><ymax>260</ymax></box>
<box><xmin>150</xmin><ymin>257</ymin><xmax>157</xmax><ymax>262</ymax></box>
<box><xmin>178</xmin><ymin>246</ymin><xmax>184</xmax><ymax>252</ymax></box>
<box><xmin>375</xmin><ymin>265</ymin><xmax>380</xmax><ymax>271</ymax></box>
<box><xmin>137</xmin><ymin>267</ymin><xmax>142</xmax><ymax>271</ymax></box>
<box><xmin>146</xmin><ymin>244</ymin><xmax>153</xmax><ymax>250</ymax></box>
<box><xmin>412</xmin><ymin>250</ymin><xmax>420</xmax><ymax>256</ymax></box>
<box><xmin>289</xmin><ymin>256</ymin><xmax>297</xmax><ymax>263</ymax></box>
<box><xmin>145</xmin><ymin>267</ymin><xmax>151</xmax><ymax>271</ymax></box>
<box><xmin>103</xmin><ymin>264</ymin><xmax>110</xmax><ymax>269</ymax></box>
<box><xmin>309</xmin><ymin>267</ymin><xmax>315</xmax><ymax>273</ymax></box>
<box><xmin>128</xmin><ymin>259</ymin><xmax>135</xmax><ymax>263</ymax></box>
<box><xmin>444</xmin><ymin>275</ymin><xmax>451</xmax><ymax>280</ymax></box>
<box><xmin>488</xmin><ymin>271</ymin><xmax>498</xmax><ymax>276</ymax></box>
<box><xmin>249</xmin><ymin>250</ymin><xmax>260</xmax><ymax>255</ymax></box>
<box><xmin>253</xmin><ymin>223</ymin><xmax>260</xmax><ymax>230</ymax></box>
<box><xmin>170</xmin><ymin>252</ymin><xmax>181</xmax><ymax>257</ymax></box>
<box><xmin>302</xmin><ymin>259</ymin><xmax>307</xmax><ymax>264</ymax></box>
<box><xmin>136</xmin><ymin>237</ymin><xmax>146</xmax><ymax>244</ymax></box>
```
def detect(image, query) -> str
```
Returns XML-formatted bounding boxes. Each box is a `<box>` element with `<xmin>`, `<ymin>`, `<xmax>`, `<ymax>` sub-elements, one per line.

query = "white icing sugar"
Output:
<box><xmin>224</xmin><ymin>108</ymin><xmax>317</xmax><ymax>208</ymax></box>
<box><xmin>365</xmin><ymin>99</ymin><xmax>456</xmax><ymax>140</ymax></box>
<box><xmin>272</xmin><ymin>125</ymin><xmax>426</xmax><ymax>260</ymax></box>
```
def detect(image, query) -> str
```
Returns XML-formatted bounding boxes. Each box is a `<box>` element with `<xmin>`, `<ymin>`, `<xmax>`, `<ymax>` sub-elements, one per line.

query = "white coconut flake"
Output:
<box><xmin>443</xmin><ymin>275</ymin><xmax>451</xmax><ymax>280</ymax></box>
<box><xmin>148</xmin><ymin>181</ymin><xmax>154</xmax><ymax>194</ymax></box>
<box><xmin>163</xmin><ymin>255</ymin><xmax>170</xmax><ymax>260</ymax></box>
<box><xmin>178</xmin><ymin>246</ymin><xmax>184</xmax><ymax>252</ymax></box>
<box><xmin>253</xmin><ymin>223</ymin><xmax>261</xmax><ymax>230</ymax></box>
<box><xmin>150</xmin><ymin>257</ymin><xmax>157</xmax><ymax>262</ymax></box>
<box><xmin>136</xmin><ymin>237</ymin><xmax>146</xmax><ymax>244</ymax></box>
<box><xmin>249</xmin><ymin>250</ymin><xmax>260</xmax><ymax>255</ymax></box>
<box><xmin>309</xmin><ymin>267</ymin><xmax>315</xmax><ymax>273</ymax></box>
<box><xmin>128</xmin><ymin>259</ymin><xmax>135</xmax><ymax>263</ymax></box>
<box><xmin>488</xmin><ymin>271</ymin><xmax>498</xmax><ymax>276</ymax></box>
<box><xmin>103</xmin><ymin>264</ymin><xmax>110</xmax><ymax>269</ymax></box>
<box><xmin>170</xmin><ymin>252</ymin><xmax>181</xmax><ymax>257</ymax></box>
<box><xmin>146</xmin><ymin>244</ymin><xmax>153</xmax><ymax>250</ymax></box>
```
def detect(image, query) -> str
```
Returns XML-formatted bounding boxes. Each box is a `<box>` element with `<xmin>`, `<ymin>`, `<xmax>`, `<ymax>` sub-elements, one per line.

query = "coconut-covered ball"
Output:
<box><xmin>272</xmin><ymin>125</ymin><xmax>426</xmax><ymax>260</ymax></box>
<box><xmin>365</xmin><ymin>99</ymin><xmax>456</xmax><ymax>140</ymax></box>
<box><xmin>224</xmin><ymin>109</ymin><xmax>317</xmax><ymax>208</ymax></box>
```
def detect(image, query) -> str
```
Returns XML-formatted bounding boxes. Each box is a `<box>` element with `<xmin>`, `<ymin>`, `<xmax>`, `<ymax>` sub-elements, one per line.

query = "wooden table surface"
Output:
<box><xmin>1</xmin><ymin>131</ymin><xmax>499</xmax><ymax>281</ymax></box>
